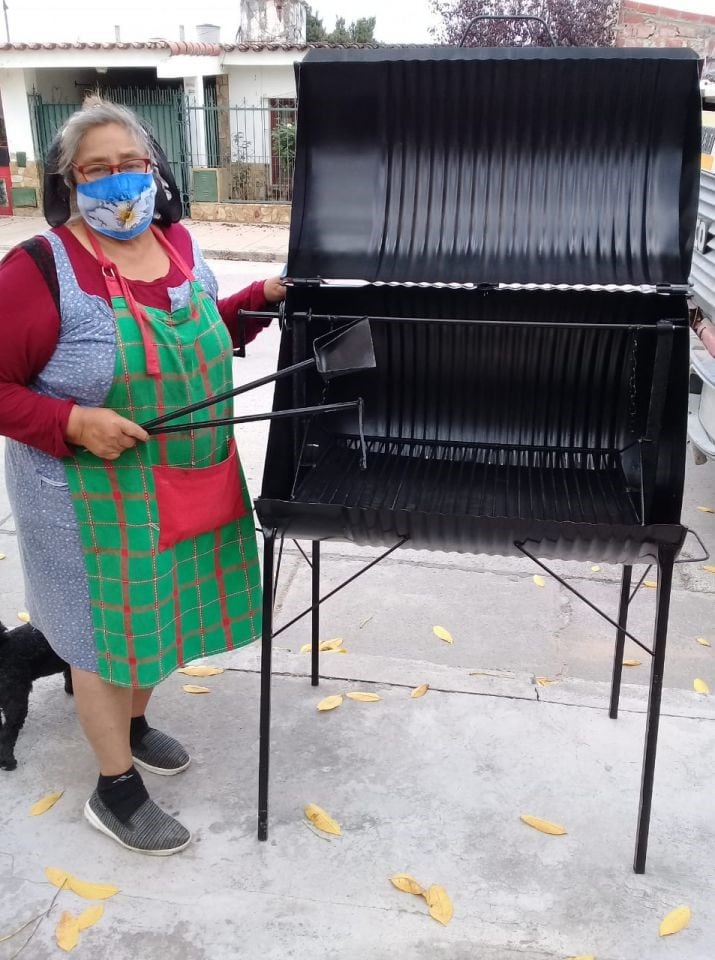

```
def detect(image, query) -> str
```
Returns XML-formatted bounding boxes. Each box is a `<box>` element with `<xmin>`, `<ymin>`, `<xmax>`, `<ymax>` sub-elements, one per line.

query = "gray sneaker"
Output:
<box><xmin>84</xmin><ymin>791</ymin><xmax>191</xmax><ymax>856</ymax></box>
<box><xmin>132</xmin><ymin>728</ymin><xmax>191</xmax><ymax>776</ymax></box>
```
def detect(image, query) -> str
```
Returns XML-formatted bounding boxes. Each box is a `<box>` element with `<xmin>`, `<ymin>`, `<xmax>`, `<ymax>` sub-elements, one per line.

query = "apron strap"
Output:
<box><xmin>85</xmin><ymin>228</ymin><xmax>162</xmax><ymax>377</ymax></box>
<box><xmin>150</xmin><ymin>225</ymin><xmax>197</xmax><ymax>283</ymax></box>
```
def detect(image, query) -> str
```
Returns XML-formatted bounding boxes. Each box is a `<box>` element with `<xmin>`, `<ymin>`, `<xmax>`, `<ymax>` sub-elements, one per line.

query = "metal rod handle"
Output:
<box><xmin>291</xmin><ymin>313</ymin><xmax>685</xmax><ymax>333</ymax></box>
<box><xmin>146</xmin><ymin>400</ymin><xmax>362</xmax><ymax>435</ymax></box>
<box><xmin>140</xmin><ymin>358</ymin><xmax>316</xmax><ymax>431</ymax></box>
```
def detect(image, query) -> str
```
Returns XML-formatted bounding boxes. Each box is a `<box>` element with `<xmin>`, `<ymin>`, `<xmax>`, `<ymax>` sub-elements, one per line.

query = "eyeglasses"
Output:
<box><xmin>73</xmin><ymin>158</ymin><xmax>152</xmax><ymax>182</ymax></box>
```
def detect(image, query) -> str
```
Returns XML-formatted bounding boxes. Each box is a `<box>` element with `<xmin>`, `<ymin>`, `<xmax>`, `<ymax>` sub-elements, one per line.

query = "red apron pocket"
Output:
<box><xmin>152</xmin><ymin>439</ymin><xmax>248</xmax><ymax>551</ymax></box>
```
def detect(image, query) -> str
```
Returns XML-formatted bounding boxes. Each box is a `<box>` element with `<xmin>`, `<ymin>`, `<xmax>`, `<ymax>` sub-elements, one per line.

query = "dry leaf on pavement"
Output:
<box><xmin>45</xmin><ymin>867</ymin><xmax>119</xmax><ymax>900</ymax></box>
<box><xmin>16</xmin><ymin>611</ymin><xmax>31</xmax><ymax>622</ymax></box>
<box><xmin>423</xmin><ymin>884</ymin><xmax>454</xmax><ymax>925</ymax></box>
<box><xmin>55</xmin><ymin>912</ymin><xmax>80</xmax><ymax>952</ymax></box>
<box><xmin>659</xmin><ymin>905</ymin><xmax>691</xmax><ymax>937</ymax></box>
<box><xmin>697</xmin><ymin>505</ymin><xmax>714</xmax><ymax>513</ymax></box>
<box><xmin>345</xmin><ymin>692</ymin><xmax>381</xmax><ymax>702</ymax></box>
<box><xmin>178</xmin><ymin>665</ymin><xmax>224</xmax><ymax>677</ymax></box>
<box><xmin>533</xmin><ymin>575</ymin><xmax>546</xmax><ymax>587</ymax></box>
<box><xmin>643</xmin><ymin>580</ymin><xmax>657</xmax><ymax>588</ymax></box>
<box><xmin>433</xmin><ymin>625</ymin><xmax>454</xmax><ymax>644</ymax></box>
<box><xmin>535</xmin><ymin>677</ymin><xmax>557</xmax><ymax>687</ymax></box>
<box><xmin>390</xmin><ymin>874</ymin><xmax>425</xmax><ymax>896</ymax></box>
<box><xmin>410</xmin><ymin>684</ymin><xmax>429</xmax><ymax>698</ymax></box>
<box><xmin>29</xmin><ymin>791</ymin><xmax>64</xmax><ymax>817</ymax></box>
<box><xmin>704</xmin><ymin>565</ymin><xmax>715</xmax><ymax>574</ymax></box>
<box><xmin>693</xmin><ymin>678</ymin><xmax>710</xmax><ymax>695</ymax></box>
<box><xmin>622</xmin><ymin>659</ymin><xmax>641</xmax><ymax>667</ymax></box>
<box><xmin>696</xmin><ymin>637</ymin><xmax>711</xmax><ymax>647</ymax></box>
<box><xmin>77</xmin><ymin>904</ymin><xmax>104</xmax><ymax>931</ymax></box>
<box><xmin>182</xmin><ymin>684</ymin><xmax>211</xmax><ymax>694</ymax></box>
<box><xmin>317</xmin><ymin>694</ymin><xmax>343</xmax><ymax>711</ymax></box>
<box><xmin>520</xmin><ymin>814</ymin><xmax>567</xmax><ymax>836</ymax></box>
<box><xmin>304</xmin><ymin>803</ymin><xmax>341</xmax><ymax>836</ymax></box>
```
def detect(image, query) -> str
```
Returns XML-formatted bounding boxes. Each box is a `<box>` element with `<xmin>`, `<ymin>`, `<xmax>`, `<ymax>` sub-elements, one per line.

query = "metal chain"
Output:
<box><xmin>628</xmin><ymin>330</ymin><xmax>639</xmax><ymax>433</ymax></box>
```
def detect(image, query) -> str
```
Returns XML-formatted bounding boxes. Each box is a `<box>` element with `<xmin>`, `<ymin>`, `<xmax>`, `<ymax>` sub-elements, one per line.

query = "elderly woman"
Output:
<box><xmin>0</xmin><ymin>97</ymin><xmax>284</xmax><ymax>855</ymax></box>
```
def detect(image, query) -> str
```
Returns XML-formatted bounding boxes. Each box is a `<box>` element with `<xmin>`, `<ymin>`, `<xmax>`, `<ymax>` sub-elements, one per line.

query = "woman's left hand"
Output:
<box><xmin>263</xmin><ymin>277</ymin><xmax>286</xmax><ymax>304</ymax></box>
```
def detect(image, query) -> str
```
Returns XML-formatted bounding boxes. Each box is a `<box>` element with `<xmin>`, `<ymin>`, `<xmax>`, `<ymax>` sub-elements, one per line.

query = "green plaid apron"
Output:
<box><xmin>64</xmin><ymin>229</ymin><xmax>262</xmax><ymax>687</ymax></box>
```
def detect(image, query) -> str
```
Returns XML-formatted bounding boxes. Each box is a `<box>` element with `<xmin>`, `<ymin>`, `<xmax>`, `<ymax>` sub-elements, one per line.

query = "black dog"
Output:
<box><xmin>0</xmin><ymin>619</ymin><xmax>73</xmax><ymax>771</ymax></box>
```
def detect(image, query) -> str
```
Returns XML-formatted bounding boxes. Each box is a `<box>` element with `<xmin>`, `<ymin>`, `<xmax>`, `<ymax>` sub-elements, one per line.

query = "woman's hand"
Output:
<box><xmin>65</xmin><ymin>406</ymin><xmax>148</xmax><ymax>460</ymax></box>
<box><xmin>263</xmin><ymin>276</ymin><xmax>286</xmax><ymax>304</ymax></box>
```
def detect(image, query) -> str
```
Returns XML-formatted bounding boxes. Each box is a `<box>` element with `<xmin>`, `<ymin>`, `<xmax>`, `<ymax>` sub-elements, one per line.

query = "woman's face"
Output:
<box><xmin>72</xmin><ymin>123</ymin><xmax>149</xmax><ymax>184</ymax></box>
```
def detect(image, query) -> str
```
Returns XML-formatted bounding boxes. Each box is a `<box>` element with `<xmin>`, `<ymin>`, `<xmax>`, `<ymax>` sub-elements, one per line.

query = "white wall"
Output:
<box><xmin>33</xmin><ymin>68</ymin><xmax>99</xmax><ymax>103</ymax></box>
<box><xmin>0</xmin><ymin>68</ymin><xmax>37</xmax><ymax>159</ymax></box>
<box><xmin>228</xmin><ymin>64</ymin><xmax>296</xmax><ymax>108</ymax></box>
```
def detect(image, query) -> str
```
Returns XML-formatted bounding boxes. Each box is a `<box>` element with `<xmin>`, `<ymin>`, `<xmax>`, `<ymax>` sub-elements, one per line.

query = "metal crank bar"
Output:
<box><xmin>146</xmin><ymin>400</ymin><xmax>362</xmax><ymax>433</ymax></box>
<box><xmin>291</xmin><ymin>312</ymin><xmax>687</xmax><ymax>333</ymax></box>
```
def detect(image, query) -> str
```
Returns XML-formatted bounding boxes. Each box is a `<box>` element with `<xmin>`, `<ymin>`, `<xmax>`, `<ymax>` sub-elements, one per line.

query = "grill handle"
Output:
<box><xmin>459</xmin><ymin>15</ymin><xmax>556</xmax><ymax>47</ymax></box>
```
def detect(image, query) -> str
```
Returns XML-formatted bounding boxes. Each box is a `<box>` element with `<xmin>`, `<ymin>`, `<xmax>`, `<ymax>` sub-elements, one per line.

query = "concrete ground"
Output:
<box><xmin>0</xmin><ymin>258</ymin><xmax>714</xmax><ymax>959</ymax></box>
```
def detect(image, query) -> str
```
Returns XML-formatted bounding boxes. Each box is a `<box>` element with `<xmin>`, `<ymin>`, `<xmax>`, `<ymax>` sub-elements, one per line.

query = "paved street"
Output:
<box><xmin>0</xmin><ymin>246</ymin><xmax>714</xmax><ymax>959</ymax></box>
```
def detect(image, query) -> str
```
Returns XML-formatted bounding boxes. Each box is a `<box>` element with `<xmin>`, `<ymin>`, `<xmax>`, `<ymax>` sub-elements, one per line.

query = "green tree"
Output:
<box><xmin>305</xmin><ymin>6</ymin><xmax>378</xmax><ymax>44</ymax></box>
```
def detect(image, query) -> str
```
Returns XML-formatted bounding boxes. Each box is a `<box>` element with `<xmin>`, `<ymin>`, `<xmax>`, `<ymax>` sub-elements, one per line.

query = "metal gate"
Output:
<box><xmin>29</xmin><ymin>88</ymin><xmax>192</xmax><ymax>215</ymax></box>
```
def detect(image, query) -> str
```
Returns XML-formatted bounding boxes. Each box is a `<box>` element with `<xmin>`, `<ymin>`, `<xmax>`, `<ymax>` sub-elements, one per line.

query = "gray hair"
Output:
<box><xmin>57</xmin><ymin>96</ymin><xmax>154</xmax><ymax>183</ymax></box>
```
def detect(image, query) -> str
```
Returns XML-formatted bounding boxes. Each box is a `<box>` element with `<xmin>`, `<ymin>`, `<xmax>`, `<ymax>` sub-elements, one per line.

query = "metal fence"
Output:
<box><xmin>29</xmin><ymin>91</ymin><xmax>297</xmax><ymax>209</ymax></box>
<box><xmin>186</xmin><ymin>99</ymin><xmax>297</xmax><ymax>203</ymax></box>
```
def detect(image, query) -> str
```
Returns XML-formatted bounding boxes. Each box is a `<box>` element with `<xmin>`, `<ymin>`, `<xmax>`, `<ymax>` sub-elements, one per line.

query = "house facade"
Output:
<box><xmin>0</xmin><ymin>2</ymin><xmax>362</xmax><ymax>221</ymax></box>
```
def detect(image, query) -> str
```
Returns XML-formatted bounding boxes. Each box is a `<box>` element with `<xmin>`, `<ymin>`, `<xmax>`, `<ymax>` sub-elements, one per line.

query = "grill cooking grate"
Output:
<box><xmin>294</xmin><ymin>437</ymin><xmax>640</xmax><ymax>525</ymax></box>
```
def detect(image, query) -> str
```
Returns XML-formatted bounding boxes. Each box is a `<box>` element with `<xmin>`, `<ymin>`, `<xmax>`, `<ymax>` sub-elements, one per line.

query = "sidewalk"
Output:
<box><xmin>0</xmin><ymin>215</ymin><xmax>289</xmax><ymax>263</ymax></box>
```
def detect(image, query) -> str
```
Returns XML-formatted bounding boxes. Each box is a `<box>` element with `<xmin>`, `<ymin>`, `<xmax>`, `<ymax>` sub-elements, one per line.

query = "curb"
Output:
<box><xmin>202</xmin><ymin>248</ymin><xmax>287</xmax><ymax>264</ymax></box>
<box><xmin>0</xmin><ymin>243</ymin><xmax>287</xmax><ymax>264</ymax></box>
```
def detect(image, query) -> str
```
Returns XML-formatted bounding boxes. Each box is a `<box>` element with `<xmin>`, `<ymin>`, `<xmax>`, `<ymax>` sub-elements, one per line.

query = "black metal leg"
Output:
<box><xmin>609</xmin><ymin>564</ymin><xmax>633</xmax><ymax>719</ymax></box>
<box><xmin>633</xmin><ymin>545</ymin><xmax>676</xmax><ymax>874</ymax></box>
<box><xmin>258</xmin><ymin>529</ymin><xmax>276</xmax><ymax>841</ymax></box>
<box><xmin>311</xmin><ymin>540</ymin><xmax>321</xmax><ymax>686</ymax></box>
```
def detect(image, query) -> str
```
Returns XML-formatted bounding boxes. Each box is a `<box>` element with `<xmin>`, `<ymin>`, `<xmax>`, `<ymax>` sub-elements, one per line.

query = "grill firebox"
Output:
<box><xmin>251</xmin><ymin>46</ymin><xmax>703</xmax><ymax>874</ymax></box>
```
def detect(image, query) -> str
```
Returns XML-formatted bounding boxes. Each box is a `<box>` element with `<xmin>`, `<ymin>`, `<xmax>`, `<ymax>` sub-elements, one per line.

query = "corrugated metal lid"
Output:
<box><xmin>288</xmin><ymin>47</ymin><xmax>701</xmax><ymax>288</ymax></box>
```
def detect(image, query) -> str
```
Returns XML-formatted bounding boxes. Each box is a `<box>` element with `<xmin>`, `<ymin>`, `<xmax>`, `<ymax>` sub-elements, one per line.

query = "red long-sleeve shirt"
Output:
<box><xmin>0</xmin><ymin>223</ymin><xmax>271</xmax><ymax>459</ymax></box>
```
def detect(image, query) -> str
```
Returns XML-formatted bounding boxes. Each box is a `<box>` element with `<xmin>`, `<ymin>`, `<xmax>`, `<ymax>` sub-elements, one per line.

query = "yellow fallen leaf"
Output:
<box><xmin>45</xmin><ymin>867</ymin><xmax>119</xmax><ymax>900</ymax></box>
<box><xmin>0</xmin><ymin>552</ymin><xmax>6</xmax><ymax>560</ymax></box>
<box><xmin>55</xmin><ymin>912</ymin><xmax>80</xmax><ymax>952</ymax></box>
<box><xmin>433</xmin><ymin>625</ymin><xmax>454</xmax><ymax>644</ymax></box>
<box><xmin>345</xmin><ymin>691</ymin><xmax>381</xmax><ymax>702</ymax></box>
<box><xmin>77</xmin><ymin>904</ymin><xmax>104</xmax><ymax>931</ymax></box>
<box><xmin>389</xmin><ymin>874</ymin><xmax>424</xmax><ymax>896</ymax></box>
<box><xmin>423</xmin><ymin>884</ymin><xmax>454</xmax><ymax>925</ymax></box>
<box><xmin>520</xmin><ymin>814</ymin><xmax>567</xmax><ymax>836</ymax></box>
<box><xmin>535</xmin><ymin>677</ymin><xmax>557</xmax><ymax>687</ymax></box>
<box><xmin>182</xmin><ymin>684</ymin><xmax>211</xmax><ymax>694</ymax></box>
<box><xmin>410</xmin><ymin>683</ymin><xmax>429</xmax><ymax>699</ymax></box>
<box><xmin>16</xmin><ymin>611</ymin><xmax>31</xmax><ymax>623</ymax></box>
<box><xmin>533</xmin><ymin>575</ymin><xmax>546</xmax><ymax>587</ymax></box>
<box><xmin>697</xmin><ymin>505</ymin><xmax>714</xmax><ymax>513</ymax></box>
<box><xmin>704</xmin><ymin>565</ymin><xmax>715</xmax><ymax>574</ymax></box>
<box><xmin>590</xmin><ymin>565</ymin><xmax>601</xmax><ymax>572</ymax></box>
<box><xmin>696</xmin><ymin>637</ymin><xmax>711</xmax><ymax>647</ymax></box>
<box><xmin>659</xmin><ymin>905</ymin><xmax>691</xmax><ymax>937</ymax></box>
<box><xmin>643</xmin><ymin>580</ymin><xmax>657</xmax><ymax>588</ymax></box>
<box><xmin>29</xmin><ymin>790</ymin><xmax>64</xmax><ymax>816</ymax></box>
<box><xmin>622</xmin><ymin>659</ymin><xmax>642</xmax><ymax>667</ymax></box>
<box><xmin>178</xmin><ymin>665</ymin><xmax>224</xmax><ymax>677</ymax></box>
<box><xmin>693</xmin><ymin>678</ymin><xmax>710</xmax><ymax>695</ymax></box>
<box><xmin>320</xmin><ymin>637</ymin><xmax>344</xmax><ymax>651</ymax></box>
<box><xmin>300</xmin><ymin>639</ymin><xmax>347</xmax><ymax>654</ymax></box>
<box><xmin>567</xmin><ymin>956</ymin><xmax>596</xmax><ymax>960</ymax></box>
<box><xmin>304</xmin><ymin>803</ymin><xmax>341</xmax><ymax>836</ymax></box>
<box><xmin>317</xmin><ymin>694</ymin><xmax>343</xmax><ymax>711</ymax></box>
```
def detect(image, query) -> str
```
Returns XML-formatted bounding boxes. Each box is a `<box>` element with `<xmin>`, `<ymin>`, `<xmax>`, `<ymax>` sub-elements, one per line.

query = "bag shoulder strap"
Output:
<box><xmin>18</xmin><ymin>236</ymin><xmax>61</xmax><ymax>316</ymax></box>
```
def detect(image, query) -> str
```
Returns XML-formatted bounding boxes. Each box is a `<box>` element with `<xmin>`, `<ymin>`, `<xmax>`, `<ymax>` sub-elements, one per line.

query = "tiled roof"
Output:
<box><xmin>0</xmin><ymin>40</ymin><xmax>382</xmax><ymax>56</ymax></box>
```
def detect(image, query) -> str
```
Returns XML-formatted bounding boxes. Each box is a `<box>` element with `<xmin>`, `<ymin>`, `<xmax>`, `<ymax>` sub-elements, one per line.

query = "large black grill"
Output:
<box><xmin>252</xmin><ymin>46</ymin><xmax>703</xmax><ymax>873</ymax></box>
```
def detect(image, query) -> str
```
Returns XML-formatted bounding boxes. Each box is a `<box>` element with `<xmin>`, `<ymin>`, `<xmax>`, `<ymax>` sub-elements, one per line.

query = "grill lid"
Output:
<box><xmin>288</xmin><ymin>47</ymin><xmax>701</xmax><ymax>288</ymax></box>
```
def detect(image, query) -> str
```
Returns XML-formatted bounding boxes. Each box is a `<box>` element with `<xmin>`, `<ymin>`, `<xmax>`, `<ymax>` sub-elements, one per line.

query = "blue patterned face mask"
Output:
<box><xmin>76</xmin><ymin>172</ymin><xmax>157</xmax><ymax>240</ymax></box>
